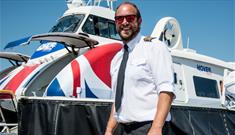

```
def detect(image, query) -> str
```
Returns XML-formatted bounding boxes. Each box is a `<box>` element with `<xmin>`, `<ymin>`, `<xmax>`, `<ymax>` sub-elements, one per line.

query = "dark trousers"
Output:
<box><xmin>114</xmin><ymin>121</ymin><xmax>171</xmax><ymax>135</ymax></box>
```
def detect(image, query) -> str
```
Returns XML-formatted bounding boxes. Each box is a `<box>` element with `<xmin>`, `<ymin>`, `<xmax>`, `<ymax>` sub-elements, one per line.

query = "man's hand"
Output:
<box><xmin>148</xmin><ymin>91</ymin><xmax>174</xmax><ymax>135</ymax></box>
<box><xmin>147</xmin><ymin>127</ymin><xmax>162</xmax><ymax>135</ymax></box>
<box><xmin>104</xmin><ymin>129</ymin><xmax>113</xmax><ymax>135</ymax></box>
<box><xmin>105</xmin><ymin>104</ymin><xmax>117</xmax><ymax>135</ymax></box>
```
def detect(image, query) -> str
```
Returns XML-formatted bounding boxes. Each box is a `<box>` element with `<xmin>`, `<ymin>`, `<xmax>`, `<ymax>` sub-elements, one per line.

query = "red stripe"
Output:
<box><xmin>3</xmin><ymin>65</ymin><xmax>39</xmax><ymax>93</ymax></box>
<box><xmin>71</xmin><ymin>60</ymin><xmax>80</xmax><ymax>97</ymax></box>
<box><xmin>84</xmin><ymin>43</ymin><xmax>122</xmax><ymax>88</ymax></box>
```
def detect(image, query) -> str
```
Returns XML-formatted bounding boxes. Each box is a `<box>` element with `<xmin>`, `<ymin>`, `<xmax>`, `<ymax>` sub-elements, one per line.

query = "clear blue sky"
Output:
<box><xmin>0</xmin><ymin>0</ymin><xmax>234</xmax><ymax>70</ymax></box>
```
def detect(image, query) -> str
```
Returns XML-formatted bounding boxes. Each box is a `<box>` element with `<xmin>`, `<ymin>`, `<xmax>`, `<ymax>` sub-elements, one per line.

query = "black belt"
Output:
<box><xmin>120</xmin><ymin>121</ymin><xmax>152</xmax><ymax>127</ymax></box>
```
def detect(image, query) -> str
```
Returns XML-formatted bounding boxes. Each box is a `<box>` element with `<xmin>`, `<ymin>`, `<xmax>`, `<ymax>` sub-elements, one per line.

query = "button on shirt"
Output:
<box><xmin>110</xmin><ymin>33</ymin><xmax>175</xmax><ymax>123</ymax></box>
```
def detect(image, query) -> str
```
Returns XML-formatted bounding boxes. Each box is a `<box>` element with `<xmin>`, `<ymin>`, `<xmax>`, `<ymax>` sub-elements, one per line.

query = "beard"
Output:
<box><xmin>118</xmin><ymin>25</ymin><xmax>140</xmax><ymax>42</ymax></box>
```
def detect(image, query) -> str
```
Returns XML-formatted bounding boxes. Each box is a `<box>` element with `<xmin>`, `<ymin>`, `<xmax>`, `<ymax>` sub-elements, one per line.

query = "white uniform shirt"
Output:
<box><xmin>111</xmin><ymin>33</ymin><xmax>175</xmax><ymax>123</ymax></box>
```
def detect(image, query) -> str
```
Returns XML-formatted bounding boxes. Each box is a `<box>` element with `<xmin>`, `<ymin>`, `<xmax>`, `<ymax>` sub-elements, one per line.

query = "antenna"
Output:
<box><xmin>187</xmin><ymin>35</ymin><xmax>190</xmax><ymax>49</ymax></box>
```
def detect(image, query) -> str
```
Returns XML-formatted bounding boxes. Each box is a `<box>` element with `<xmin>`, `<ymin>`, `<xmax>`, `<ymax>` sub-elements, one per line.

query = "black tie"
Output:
<box><xmin>115</xmin><ymin>44</ymin><xmax>129</xmax><ymax>112</ymax></box>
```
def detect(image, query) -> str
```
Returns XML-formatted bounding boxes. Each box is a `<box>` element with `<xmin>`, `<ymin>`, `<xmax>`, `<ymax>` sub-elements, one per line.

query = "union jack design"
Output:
<box><xmin>0</xmin><ymin>42</ymin><xmax>68</xmax><ymax>97</ymax></box>
<box><xmin>45</xmin><ymin>43</ymin><xmax>122</xmax><ymax>99</ymax></box>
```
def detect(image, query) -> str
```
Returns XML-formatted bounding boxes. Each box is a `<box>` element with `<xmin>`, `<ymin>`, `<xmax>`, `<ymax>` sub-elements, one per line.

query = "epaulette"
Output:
<box><xmin>143</xmin><ymin>36</ymin><xmax>156</xmax><ymax>42</ymax></box>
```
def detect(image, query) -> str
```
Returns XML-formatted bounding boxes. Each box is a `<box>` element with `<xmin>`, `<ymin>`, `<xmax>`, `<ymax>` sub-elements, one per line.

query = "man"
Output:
<box><xmin>105</xmin><ymin>2</ymin><xmax>175</xmax><ymax>135</ymax></box>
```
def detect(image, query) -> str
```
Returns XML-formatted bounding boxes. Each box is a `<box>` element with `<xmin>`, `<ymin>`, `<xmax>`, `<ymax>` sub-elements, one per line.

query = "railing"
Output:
<box><xmin>66</xmin><ymin>0</ymin><xmax>116</xmax><ymax>10</ymax></box>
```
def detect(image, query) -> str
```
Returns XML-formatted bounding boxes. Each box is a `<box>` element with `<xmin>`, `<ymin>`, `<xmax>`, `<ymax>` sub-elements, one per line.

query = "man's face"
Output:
<box><xmin>115</xmin><ymin>4</ymin><xmax>141</xmax><ymax>43</ymax></box>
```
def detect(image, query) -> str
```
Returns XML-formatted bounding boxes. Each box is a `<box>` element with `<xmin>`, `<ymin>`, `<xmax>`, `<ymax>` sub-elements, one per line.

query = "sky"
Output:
<box><xmin>0</xmin><ymin>0</ymin><xmax>234</xmax><ymax>70</ymax></box>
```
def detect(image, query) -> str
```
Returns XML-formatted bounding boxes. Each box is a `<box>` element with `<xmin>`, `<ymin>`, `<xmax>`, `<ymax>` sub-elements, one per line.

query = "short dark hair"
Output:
<box><xmin>115</xmin><ymin>2</ymin><xmax>141</xmax><ymax>19</ymax></box>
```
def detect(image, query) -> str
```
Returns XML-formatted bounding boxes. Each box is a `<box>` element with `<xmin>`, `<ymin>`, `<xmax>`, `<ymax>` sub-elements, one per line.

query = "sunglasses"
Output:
<box><xmin>115</xmin><ymin>15</ymin><xmax>137</xmax><ymax>24</ymax></box>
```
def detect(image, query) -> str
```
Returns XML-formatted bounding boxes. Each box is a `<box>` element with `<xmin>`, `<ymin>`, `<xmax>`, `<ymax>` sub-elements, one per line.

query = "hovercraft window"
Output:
<box><xmin>82</xmin><ymin>15</ymin><xmax>120</xmax><ymax>40</ymax></box>
<box><xmin>49</xmin><ymin>14</ymin><xmax>84</xmax><ymax>33</ymax></box>
<box><xmin>193</xmin><ymin>76</ymin><xmax>219</xmax><ymax>98</ymax></box>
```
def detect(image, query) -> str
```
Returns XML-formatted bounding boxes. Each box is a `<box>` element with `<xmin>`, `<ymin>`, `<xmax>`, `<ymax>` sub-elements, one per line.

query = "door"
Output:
<box><xmin>173</xmin><ymin>63</ymin><xmax>187</xmax><ymax>102</ymax></box>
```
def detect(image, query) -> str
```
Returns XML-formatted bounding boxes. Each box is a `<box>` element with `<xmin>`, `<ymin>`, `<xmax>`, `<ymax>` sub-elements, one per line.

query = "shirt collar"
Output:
<box><xmin>124</xmin><ymin>33</ymin><xmax>142</xmax><ymax>52</ymax></box>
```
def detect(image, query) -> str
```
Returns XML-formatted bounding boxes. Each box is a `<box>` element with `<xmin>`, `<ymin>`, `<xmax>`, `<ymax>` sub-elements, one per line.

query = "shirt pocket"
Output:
<box><xmin>131</xmin><ymin>58</ymin><xmax>146</xmax><ymax>65</ymax></box>
<box><xmin>130</xmin><ymin>58</ymin><xmax>148</xmax><ymax>69</ymax></box>
<box><xmin>128</xmin><ymin>59</ymin><xmax>152</xmax><ymax>82</ymax></box>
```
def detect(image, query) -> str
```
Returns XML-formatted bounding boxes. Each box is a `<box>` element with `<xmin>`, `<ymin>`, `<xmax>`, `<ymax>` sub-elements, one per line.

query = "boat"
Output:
<box><xmin>0</xmin><ymin>0</ymin><xmax>234</xmax><ymax>134</ymax></box>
